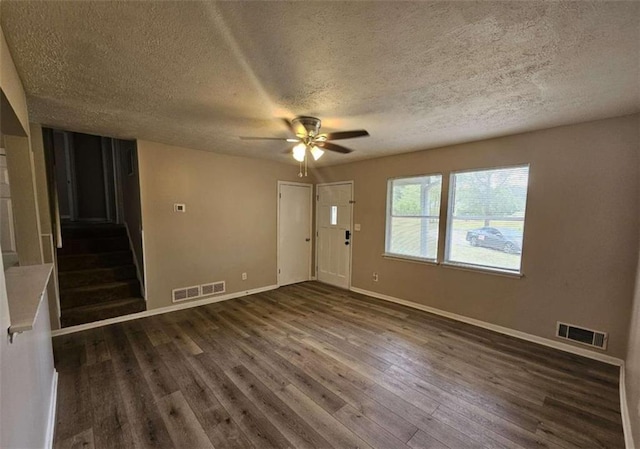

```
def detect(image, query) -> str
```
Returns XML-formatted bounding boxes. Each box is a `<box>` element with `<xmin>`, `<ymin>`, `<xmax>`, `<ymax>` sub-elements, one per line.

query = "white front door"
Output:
<box><xmin>317</xmin><ymin>182</ymin><xmax>353</xmax><ymax>289</ymax></box>
<box><xmin>278</xmin><ymin>182</ymin><xmax>312</xmax><ymax>286</ymax></box>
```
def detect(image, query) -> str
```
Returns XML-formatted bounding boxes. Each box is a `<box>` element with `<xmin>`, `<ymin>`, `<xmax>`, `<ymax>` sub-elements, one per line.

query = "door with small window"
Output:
<box><xmin>316</xmin><ymin>182</ymin><xmax>353</xmax><ymax>288</ymax></box>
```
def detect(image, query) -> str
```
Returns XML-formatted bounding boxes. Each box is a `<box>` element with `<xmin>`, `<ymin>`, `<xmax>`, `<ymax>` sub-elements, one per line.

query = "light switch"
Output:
<box><xmin>354</xmin><ymin>224</ymin><xmax>361</xmax><ymax>231</ymax></box>
<box><xmin>174</xmin><ymin>203</ymin><xmax>186</xmax><ymax>212</ymax></box>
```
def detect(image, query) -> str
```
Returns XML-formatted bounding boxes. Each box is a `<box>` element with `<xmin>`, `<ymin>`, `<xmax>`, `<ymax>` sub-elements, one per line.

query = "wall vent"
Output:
<box><xmin>556</xmin><ymin>322</ymin><xmax>608</xmax><ymax>350</ymax></box>
<box><xmin>201</xmin><ymin>281</ymin><xmax>225</xmax><ymax>296</ymax></box>
<box><xmin>172</xmin><ymin>285</ymin><xmax>201</xmax><ymax>303</ymax></box>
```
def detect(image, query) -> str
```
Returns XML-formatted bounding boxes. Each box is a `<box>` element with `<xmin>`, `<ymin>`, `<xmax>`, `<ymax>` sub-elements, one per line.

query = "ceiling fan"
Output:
<box><xmin>240</xmin><ymin>116</ymin><xmax>369</xmax><ymax>176</ymax></box>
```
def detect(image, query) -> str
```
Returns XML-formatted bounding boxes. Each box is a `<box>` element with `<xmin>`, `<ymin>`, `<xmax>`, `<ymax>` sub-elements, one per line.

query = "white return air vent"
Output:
<box><xmin>201</xmin><ymin>281</ymin><xmax>225</xmax><ymax>296</ymax></box>
<box><xmin>172</xmin><ymin>285</ymin><xmax>201</xmax><ymax>303</ymax></box>
<box><xmin>556</xmin><ymin>322</ymin><xmax>608</xmax><ymax>350</ymax></box>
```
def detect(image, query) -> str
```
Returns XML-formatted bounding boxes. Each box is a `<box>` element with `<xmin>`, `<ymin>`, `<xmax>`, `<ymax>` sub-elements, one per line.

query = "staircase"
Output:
<box><xmin>57</xmin><ymin>224</ymin><xmax>146</xmax><ymax>327</ymax></box>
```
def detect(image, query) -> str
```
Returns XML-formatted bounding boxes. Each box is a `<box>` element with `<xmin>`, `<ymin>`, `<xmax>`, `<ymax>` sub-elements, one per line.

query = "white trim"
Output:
<box><xmin>315</xmin><ymin>181</ymin><xmax>354</xmax><ymax>290</ymax></box>
<box><xmin>620</xmin><ymin>364</ymin><xmax>636</xmax><ymax>449</ymax></box>
<box><xmin>382</xmin><ymin>253</ymin><xmax>439</xmax><ymax>266</ymax></box>
<box><xmin>141</xmin><ymin>228</ymin><xmax>148</xmax><ymax>300</ymax></box>
<box><xmin>441</xmin><ymin>262</ymin><xmax>524</xmax><ymax>278</ymax></box>
<box><xmin>51</xmin><ymin>284</ymin><xmax>278</xmax><ymax>337</ymax></box>
<box><xmin>124</xmin><ymin>222</ymin><xmax>146</xmax><ymax>299</ymax></box>
<box><xmin>277</xmin><ymin>181</ymin><xmax>313</xmax><ymax>287</ymax></box>
<box><xmin>349</xmin><ymin>286</ymin><xmax>624</xmax><ymax>366</ymax></box>
<box><xmin>45</xmin><ymin>370</ymin><xmax>58</xmax><ymax>449</ymax></box>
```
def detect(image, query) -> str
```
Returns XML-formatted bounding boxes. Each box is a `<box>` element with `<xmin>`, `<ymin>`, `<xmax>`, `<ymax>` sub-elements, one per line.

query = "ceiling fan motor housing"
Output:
<box><xmin>293</xmin><ymin>116</ymin><xmax>322</xmax><ymax>137</ymax></box>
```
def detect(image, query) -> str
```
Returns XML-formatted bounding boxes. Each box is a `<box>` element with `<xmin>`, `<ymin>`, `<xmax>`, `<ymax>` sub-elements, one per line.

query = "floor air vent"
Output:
<box><xmin>172</xmin><ymin>285</ymin><xmax>201</xmax><ymax>303</ymax></box>
<box><xmin>556</xmin><ymin>322</ymin><xmax>608</xmax><ymax>350</ymax></box>
<box><xmin>202</xmin><ymin>281</ymin><xmax>225</xmax><ymax>296</ymax></box>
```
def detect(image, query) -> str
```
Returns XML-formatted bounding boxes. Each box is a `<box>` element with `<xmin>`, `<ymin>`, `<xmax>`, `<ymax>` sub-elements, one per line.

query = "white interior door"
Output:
<box><xmin>317</xmin><ymin>182</ymin><xmax>353</xmax><ymax>289</ymax></box>
<box><xmin>278</xmin><ymin>182</ymin><xmax>312</xmax><ymax>286</ymax></box>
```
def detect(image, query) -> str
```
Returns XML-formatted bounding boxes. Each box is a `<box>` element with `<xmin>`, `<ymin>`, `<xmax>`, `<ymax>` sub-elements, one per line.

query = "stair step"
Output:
<box><xmin>58</xmin><ymin>251</ymin><xmax>133</xmax><ymax>272</ymax></box>
<box><xmin>60</xmin><ymin>280</ymin><xmax>141</xmax><ymax>310</ymax></box>
<box><xmin>60</xmin><ymin>297</ymin><xmax>146</xmax><ymax>327</ymax></box>
<box><xmin>61</xmin><ymin>225</ymin><xmax>127</xmax><ymax>239</ymax></box>
<box><xmin>58</xmin><ymin>265</ymin><xmax>137</xmax><ymax>289</ymax></box>
<box><xmin>58</xmin><ymin>236</ymin><xmax>130</xmax><ymax>255</ymax></box>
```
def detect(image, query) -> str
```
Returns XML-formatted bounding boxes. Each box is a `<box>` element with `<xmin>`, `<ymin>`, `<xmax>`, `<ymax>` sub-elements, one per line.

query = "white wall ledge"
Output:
<box><xmin>6</xmin><ymin>263</ymin><xmax>53</xmax><ymax>336</ymax></box>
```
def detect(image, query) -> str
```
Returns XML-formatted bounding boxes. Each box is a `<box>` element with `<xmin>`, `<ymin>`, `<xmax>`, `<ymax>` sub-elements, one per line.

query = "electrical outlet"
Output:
<box><xmin>373</xmin><ymin>272</ymin><xmax>378</xmax><ymax>282</ymax></box>
<box><xmin>242</xmin><ymin>272</ymin><xmax>247</xmax><ymax>281</ymax></box>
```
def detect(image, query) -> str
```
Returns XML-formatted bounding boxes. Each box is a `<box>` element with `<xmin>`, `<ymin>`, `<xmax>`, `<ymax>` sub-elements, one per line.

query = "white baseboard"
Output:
<box><xmin>52</xmin><ymin>284</ymin><xmax>278</xmax><ymax>337</ymax></box>
<box><xmin>620</xmin><ymin>364</ymin><xmax>636</xmax><ymax>449</ymax></box>
<box><xmin>350</xmin><ymin>286</ymin><xmax>624</xmax><ymax>367</ymax></box>
<box><xmin>45</xmin><ymin>370</ymin><xmax>58</xmax><ymax>449</ymax></box>
<box><xmin>123</xmin><ymin>223</ymin><xmax>146</xmax><ymax>299</ymax></box>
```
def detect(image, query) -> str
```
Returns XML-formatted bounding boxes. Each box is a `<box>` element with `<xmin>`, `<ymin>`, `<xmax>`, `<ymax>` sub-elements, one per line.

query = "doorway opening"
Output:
<box><xmin>44</xmin><ymin>129</ymin><xmax>146</xmax><ymax>327</ymax></box>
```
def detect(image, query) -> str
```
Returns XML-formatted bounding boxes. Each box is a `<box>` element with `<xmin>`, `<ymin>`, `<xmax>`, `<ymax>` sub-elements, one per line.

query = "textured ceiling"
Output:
<box><xmin>1</xmin><ymin>1</ymin><xmax>639</xmax><ymax>165</ymax></box>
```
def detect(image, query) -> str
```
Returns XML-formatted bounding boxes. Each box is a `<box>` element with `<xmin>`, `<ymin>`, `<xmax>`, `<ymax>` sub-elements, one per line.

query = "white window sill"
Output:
<box><xmin>382</xmin><ymin>253</ymin><xmax>438</xmax><ymax>266</ymax></box>
<box><xmin>441</xmin><ymin>262</ymin><xmax>524</xmax><ymax>278</ymax></box>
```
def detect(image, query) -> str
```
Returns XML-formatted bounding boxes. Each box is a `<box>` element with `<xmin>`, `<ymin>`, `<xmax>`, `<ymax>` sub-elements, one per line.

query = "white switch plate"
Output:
<box><xmin>354</xmin><ymin>224</ymin><xmax>361</xmax><ymax>231</ymax></box>
<box><xmin>174</xmin><ymin>203</ymin><xmax>186</xmax><ymax>212</ymax></box>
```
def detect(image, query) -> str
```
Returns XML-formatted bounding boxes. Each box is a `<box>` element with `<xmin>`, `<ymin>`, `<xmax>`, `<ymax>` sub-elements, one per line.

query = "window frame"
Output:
<box><xmin>384</xmin><ymin>173</ymin><xmax>444</xmax><ymax>263</ymax></box>
<box><xmin>443</xmin><ymin>163</ymin><xmax>530</xmax><ymax>275</ymax></box>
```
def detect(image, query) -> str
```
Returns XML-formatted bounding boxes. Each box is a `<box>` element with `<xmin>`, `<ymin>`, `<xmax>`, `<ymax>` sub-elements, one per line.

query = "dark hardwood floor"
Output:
<box><xmin>52</xmin><ymin>282</ymin><xmax>624</xmax><ymax>449</ymax></box>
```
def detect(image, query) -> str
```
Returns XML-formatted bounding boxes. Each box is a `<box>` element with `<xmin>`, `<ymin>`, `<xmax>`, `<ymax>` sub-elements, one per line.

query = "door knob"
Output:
<box><xmin>305</xmin><ymin>238</ymin><xmax>311</xmax><ymax>242</ymax></box>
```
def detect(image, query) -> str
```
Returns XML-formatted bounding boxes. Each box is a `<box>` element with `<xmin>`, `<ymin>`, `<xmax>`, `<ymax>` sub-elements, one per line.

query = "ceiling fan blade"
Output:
<box><xmin>324</xmin><ymin>130</ymin><xmax>369</xmax><ymax>140</ymax></box>
<box><xmin>239</xmin><ymin>136</ymin><xmax>297</xmax><ymax>141</ymax></box>
<box><xmin>318</xmin><ymin>141</ymin><xmax>353</xmax><ymax>154</ymax></box>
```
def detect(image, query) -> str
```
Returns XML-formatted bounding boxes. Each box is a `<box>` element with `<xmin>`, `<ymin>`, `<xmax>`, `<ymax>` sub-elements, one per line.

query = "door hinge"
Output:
<box><xmin>278</xmin><ymin>269</ymin><xmax>281</xmax><ymax>274</ymax></box>
<box><xmin>316</xmin><ymin>195</ymin><xmax>319</xmax><ymax>201</ymax></box>
<box><xmin>349</xmin><ymin>200</ymin><xmax>356</xmax><ymax>204</ymax></box>
<box><xmin>279</xmin><ymin>193</ymin><xmax>281</xmax><ymax>198</ymax></box>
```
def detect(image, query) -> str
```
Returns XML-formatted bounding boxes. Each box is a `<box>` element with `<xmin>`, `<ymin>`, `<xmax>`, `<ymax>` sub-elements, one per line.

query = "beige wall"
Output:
<box><xmin>625</xmin><ymin>113</ymin><xmax>640</xmax><ymax>447</ymax></box>
<box><xmin>137</xmin><ymin>140</ymin><xmax>304</xmax><ymax>310</ymax></box>
<box><xmin>0</xmin><ymin>24</ymin><xmax>28</xmax><ymax>136</ymax></box>
<box><xmin>4</xmin><ymin>135</ymin><xmax>43</xmax><ymax>265</ymax></box>
<box><xmin>0</xmin><ymin>23</ymin><xmax>57</xmax><ymax>449</ymax></box>
<box><xmin>118</xmin><ymin>140</ymin><xmax>145</xmax><ymax>291</ymax></box>
<box><xmin>315</xmin><ymin>114</ymin><xmax>639</xmax><ymax>359</ymax></box>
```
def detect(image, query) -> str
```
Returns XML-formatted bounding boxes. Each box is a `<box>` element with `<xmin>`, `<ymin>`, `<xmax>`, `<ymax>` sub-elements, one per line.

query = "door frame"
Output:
<box><xmin>54</xmin><ymin>130</ymin><xmax>77</xmax><ymax>221</ymax></box>
<box><xmin>277</xmin><ymin>180</ymin><xmax>313</xmax><ymax>287</ymax></box>
<box><xmin>315</xmin><ymin>180</ymin><xmax>354</xmax><ymax>289</ymax></box>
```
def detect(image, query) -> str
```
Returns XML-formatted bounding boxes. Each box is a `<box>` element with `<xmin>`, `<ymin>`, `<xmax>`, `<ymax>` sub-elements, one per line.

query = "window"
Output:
<box><xmin>445</xmin><ymin>165</ymin><xmax>529</xmax><ymax>273</ymax></box>
<box><xmin>385</xmin><ymin>174</ymin><xmax>442</xmax><ymax>261</ymax></box>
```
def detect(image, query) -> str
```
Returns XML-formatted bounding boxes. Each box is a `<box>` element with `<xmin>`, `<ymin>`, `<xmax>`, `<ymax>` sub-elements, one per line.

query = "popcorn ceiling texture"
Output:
<box><xmin>1</xmin><ymin>1</ymin><xmax>638</xmax><ymax>165</ymax></box>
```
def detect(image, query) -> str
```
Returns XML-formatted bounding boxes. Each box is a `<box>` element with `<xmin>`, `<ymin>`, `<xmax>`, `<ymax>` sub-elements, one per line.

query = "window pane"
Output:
<box><xmin>389</xmin><ymin>217</ymin><xmax>439</xmax><ymax>259</ymax></box>
<box><xmin>446</xmin><ymin>166</ymin><xmax>529</xmax><ymax>272</ymax></box>
<box><xmin>391</xmin><ymin>175</ymin><xmax>441</xmax><ymax>216</ymax></box>
<box><xmin>330</xmin><ymin>206</ymin><xmax>338</xmax><ymax>225</ymax></box>
<box><xmin>386</xmin><ymin>174</ymin><xmax>442</xmax><ymax>260</ymax></box>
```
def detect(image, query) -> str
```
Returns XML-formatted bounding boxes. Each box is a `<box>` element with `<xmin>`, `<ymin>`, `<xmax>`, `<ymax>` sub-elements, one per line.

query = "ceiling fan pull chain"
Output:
<box><xmin>298</xmin><ymin>159</ymin><xmax>303</xmax><ymax>178</ymax></box>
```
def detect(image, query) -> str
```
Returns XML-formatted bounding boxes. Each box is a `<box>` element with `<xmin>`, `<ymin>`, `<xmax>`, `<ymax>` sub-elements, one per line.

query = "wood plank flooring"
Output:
<box><xmin>52</xmin><ymin>282</ymin><xmax>625</xmax><ymax>449</ymax></box>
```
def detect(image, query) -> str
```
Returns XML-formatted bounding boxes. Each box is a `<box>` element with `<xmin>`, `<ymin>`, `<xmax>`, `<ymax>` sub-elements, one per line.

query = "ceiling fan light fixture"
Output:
<box><xmin>286</xmin><ymin>138</ymin><xmax>300</xmax><ymax>143</ymax></box>
<box><xmin>310</xmin><ymin>146</ymin><xmax>324</xmax><ymax>161</ymax></box>
<box><xmin>292</xmin><ymin>143</ymin><xmax>306</xmax><ymax>162</ymax></box>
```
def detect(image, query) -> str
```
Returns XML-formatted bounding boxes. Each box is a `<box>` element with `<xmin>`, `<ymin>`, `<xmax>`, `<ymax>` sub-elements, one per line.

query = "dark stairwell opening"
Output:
<box><xmin>44</xmin><ymin>129</ymin><xmax>146</xmax><ymax>327</ymax></box>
